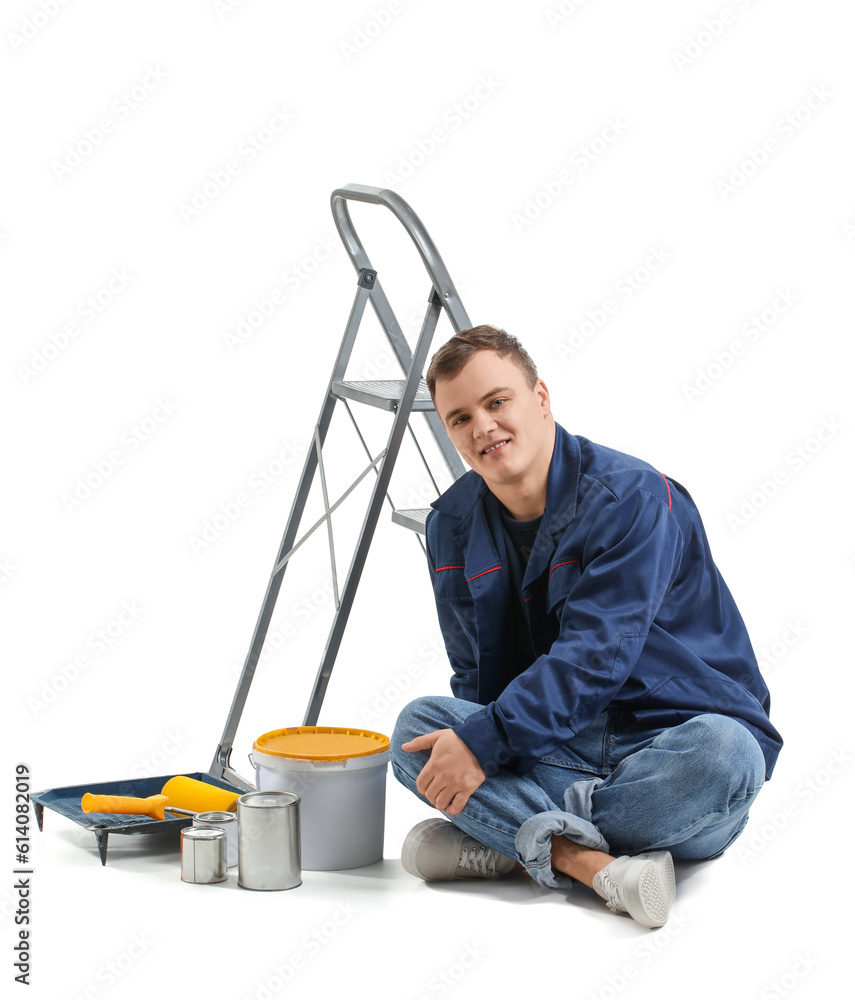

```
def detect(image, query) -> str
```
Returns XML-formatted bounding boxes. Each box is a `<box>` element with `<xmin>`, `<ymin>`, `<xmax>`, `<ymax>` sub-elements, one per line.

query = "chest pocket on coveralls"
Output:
<box><xmin>433</xmin><ymin>566</ymin><xmax>473</xmax><ymax>603</ymax></box>
<box><xmin>433</xmin><ymin>565</ymin><xmax>478</xmax><ymax>650</ymax></box>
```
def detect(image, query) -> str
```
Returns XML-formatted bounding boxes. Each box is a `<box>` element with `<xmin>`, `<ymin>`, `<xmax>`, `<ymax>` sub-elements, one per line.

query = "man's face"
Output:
<box><xmin>433</xmin><ymin>350</ymin><xmax>553</xmax><ymax>492</ymax></box>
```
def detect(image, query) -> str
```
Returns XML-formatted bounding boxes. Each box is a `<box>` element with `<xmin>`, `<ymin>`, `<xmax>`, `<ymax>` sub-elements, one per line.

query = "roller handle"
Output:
<box><xmin>81</xmin><ymin>793</ymin><xmax>169</xmax><ymax>820</ymax></box>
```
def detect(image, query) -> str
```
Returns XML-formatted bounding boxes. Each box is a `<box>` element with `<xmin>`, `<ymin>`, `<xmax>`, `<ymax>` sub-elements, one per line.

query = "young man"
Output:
<box><xmin>391</xmin><ymin>326</ymin><xmax>782</xmax><ymax>928</ymax></box>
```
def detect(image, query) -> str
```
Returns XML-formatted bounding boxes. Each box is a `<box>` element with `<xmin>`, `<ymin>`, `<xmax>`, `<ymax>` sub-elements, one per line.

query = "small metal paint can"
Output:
<box><xmin>194</xmin><ymin>810</ymin><xmax>238</xmax><ymax>868</ymax></box>
<box><xmin>180</xmin><ymin>826</ymin><xmax>227</xmax><ymax>884</ymax></box>
<box><xmin>237</xmin><ymin>790</ymin><xmax>301</xmax><ymax>891</ymax></box>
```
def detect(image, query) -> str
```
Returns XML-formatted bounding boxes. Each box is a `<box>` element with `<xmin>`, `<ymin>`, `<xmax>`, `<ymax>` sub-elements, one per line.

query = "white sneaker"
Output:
<box><xmin>592</xmin><ymin>851</ymin><xmax>676</xmax><ymax>928</ymax></box>
<box><xmin>401</xmin><ymin>818</ymin><xmax>517</xmax><ymax>881</ymax></box>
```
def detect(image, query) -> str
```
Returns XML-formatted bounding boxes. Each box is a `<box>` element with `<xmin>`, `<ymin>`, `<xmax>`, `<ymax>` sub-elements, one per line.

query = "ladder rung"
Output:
<box><xmin>391</xmin><ymin>508</ymin><xmax>430</xmax><ymax>534</ymax></box>
<box><xmin>332</xmin><ymin>379</ymin><xmax>435</xmax><ymax>411</ymax></box>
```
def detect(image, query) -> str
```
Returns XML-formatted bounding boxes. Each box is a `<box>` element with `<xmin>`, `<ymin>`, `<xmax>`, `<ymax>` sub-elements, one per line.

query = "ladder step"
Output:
<box><xmin>391</xmin><ymin>508</ymin><xmax>430</xmax><ymax>534</ymax></box>
<box><xmin>332</xmin><ymin>379</ymin><xmax>435</xmax><ymax>411</ymax></box>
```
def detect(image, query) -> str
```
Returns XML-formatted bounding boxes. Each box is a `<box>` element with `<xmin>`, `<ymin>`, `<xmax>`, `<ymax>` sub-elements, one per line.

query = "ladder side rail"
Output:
<box><xmin>314</xmin><ymin>426</ymin><xmax>340</xmax><ymax>610</ymax></box>
<box><xmin>209</xmin><ymin>272</ymin><xmax>376</xmax><ymax>779</ymax></box>
<box><xmin>343</xmin><ymin>400</ymin><xmax>428</xmax><ymax>557</ymax></box>
<box><xmin>342</xmin><ymin>398</ymin><xmax>398</xmax><ymax>517</ymax></box>
<box><xmin>366</xmin><ymin>279</ymin><xmax>467</xmax><ymax>481</ymax></box>
<box><xmin>302</xmin><ymin>291</ymin><xmax>444</xmax><ymax>725</ymax></box>
<box><xmin>420</xmin><ymin>406</ymin><xmax>466</xmax><ymax>480</ymax></box>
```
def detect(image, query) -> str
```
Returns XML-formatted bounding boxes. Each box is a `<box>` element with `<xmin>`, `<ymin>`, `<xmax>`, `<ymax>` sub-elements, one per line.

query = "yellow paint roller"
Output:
<box><xmin>81</xmin><ymin>776</ymin><xmax>240</xmax><ymax>820</ymax></box>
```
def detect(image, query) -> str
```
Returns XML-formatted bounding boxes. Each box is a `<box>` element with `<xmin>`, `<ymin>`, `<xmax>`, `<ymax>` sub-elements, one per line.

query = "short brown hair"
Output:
<box><xmin>426</xmin><ymin>325</ymin><xmax>538</xmax><ymax>397</ymax></box>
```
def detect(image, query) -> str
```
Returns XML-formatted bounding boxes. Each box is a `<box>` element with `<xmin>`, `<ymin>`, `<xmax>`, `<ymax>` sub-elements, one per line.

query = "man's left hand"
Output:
<box><xmin>401</xmin><ymin>728</ymin><xmax>486</xmax><ymax>815</ymax></box>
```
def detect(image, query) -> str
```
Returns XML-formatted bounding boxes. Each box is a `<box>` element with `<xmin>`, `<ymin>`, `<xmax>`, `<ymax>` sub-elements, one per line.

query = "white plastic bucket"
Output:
<box><xmin>250</xmin><ymin>726</ymin><xmax>390</xmax><ymax>871</ymax></box>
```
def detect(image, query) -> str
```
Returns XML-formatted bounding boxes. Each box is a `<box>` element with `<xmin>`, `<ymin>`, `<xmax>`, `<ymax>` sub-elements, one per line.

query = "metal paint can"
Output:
<box><xmin>180</xmin><ymin>826</ymin><xmax>227</xmax><ymax>884</ymax></box>
<box><xmin>194</xmin><ymin>810</ymin><xmax>238</xmax><ymax>868</ymax></box>
<box><xmin>237</xmin><ymin>790</ymin><xmax>301</xmax><ymax>891</ymax></box>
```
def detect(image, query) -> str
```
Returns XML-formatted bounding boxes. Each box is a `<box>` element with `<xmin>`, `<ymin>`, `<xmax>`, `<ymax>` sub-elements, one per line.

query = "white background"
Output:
<box><xmin>2</xmin><ymin>1</ymin><xmax>852</xmax><ymax>997</ymax></box>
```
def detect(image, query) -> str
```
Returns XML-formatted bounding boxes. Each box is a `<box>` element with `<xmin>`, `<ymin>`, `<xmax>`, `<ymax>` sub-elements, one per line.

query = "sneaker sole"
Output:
<box><xmin>624</xmin><ymin>852</ymin><xmax>675</xmax><ymax>928</ymax></box>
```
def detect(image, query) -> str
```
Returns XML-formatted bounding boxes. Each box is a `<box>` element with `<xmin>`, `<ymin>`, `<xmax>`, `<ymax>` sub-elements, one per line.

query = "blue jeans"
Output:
<box><xmin>391</xmin><ymin>696</ymin><xmax>767</xmax><ymax>890</ymax></box>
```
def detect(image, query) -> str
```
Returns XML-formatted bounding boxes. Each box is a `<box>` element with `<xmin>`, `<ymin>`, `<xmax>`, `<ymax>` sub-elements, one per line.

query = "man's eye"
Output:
<box><xmin>452</xmin><ymin>415</ymin><xmax>468</xmax><ymax>426</ymax></box>
<box><xmin>490</xmin><ymin>398</ymin><xmax>506</xmax><ymax>408</ymax></box>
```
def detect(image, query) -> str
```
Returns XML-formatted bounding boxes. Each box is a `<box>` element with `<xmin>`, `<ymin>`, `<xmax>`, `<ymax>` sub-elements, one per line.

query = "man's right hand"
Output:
<box><xmin>401</xmin><ymin>728</ymin><xmax>486</xmax><ymax>815</ymax></box>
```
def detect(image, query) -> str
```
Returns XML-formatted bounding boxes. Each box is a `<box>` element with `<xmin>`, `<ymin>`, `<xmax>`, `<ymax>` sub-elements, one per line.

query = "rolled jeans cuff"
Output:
<box><xmin>514</xmin><ymin>809</ymin><xmax>610</xmax><ymax>890</ymax></box>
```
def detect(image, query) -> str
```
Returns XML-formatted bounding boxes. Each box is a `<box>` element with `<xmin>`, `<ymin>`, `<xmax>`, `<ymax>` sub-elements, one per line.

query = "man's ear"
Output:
<box><xmin>536</xmin><ymin>378</ymin><xmax>551</xmax><ymax>415</ymax></box>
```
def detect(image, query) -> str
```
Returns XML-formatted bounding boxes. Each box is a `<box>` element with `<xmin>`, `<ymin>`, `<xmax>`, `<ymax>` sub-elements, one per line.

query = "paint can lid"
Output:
<box><xmin>237</xmin><ymin>790</ymin><xmax>300</xmax><ymax>809</ymax></box>
<box><xmin>252</xmin><ymin>726</ymin><xmax>390</xmax><ymax>761</ymax></box>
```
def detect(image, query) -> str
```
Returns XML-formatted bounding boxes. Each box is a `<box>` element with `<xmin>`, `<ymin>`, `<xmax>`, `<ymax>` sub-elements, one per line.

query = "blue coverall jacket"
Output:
<box><xmin>424</xmin><ymin>422</ymin><xmax>782</xmax><ymax>781</ymax></box>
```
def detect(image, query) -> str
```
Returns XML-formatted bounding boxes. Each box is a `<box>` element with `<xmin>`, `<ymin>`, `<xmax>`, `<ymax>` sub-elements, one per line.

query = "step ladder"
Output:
<box><xmin>209</xmin><ymin>184</ymin><xmax>471</xmax><ymax>789</ymax></box>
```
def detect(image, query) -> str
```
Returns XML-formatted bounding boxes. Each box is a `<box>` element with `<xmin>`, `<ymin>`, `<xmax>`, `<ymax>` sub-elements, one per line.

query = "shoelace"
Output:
<box><xmin>457</xmin><ymin>844</ymin><xmax>499</xmax><ymax>876</ymax></box>
<box><xmin>596</xmin><ymin>870</ymin><xmax>625</xmax><ymax>913</ymax></box>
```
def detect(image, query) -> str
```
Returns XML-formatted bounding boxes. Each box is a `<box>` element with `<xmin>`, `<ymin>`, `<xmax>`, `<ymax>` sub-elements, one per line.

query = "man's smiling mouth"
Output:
<box><xmin>481</xmin><ymin>440</ymin><xmax>509</xmax><ymax>455</ymax></box>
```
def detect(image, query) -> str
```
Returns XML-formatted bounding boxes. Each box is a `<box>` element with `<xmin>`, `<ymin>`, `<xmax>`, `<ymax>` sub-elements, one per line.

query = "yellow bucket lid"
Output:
<box><xmin>253</xmin><ymin>726</ymin><xmax>390</xmax><ymax>762</ymax></box>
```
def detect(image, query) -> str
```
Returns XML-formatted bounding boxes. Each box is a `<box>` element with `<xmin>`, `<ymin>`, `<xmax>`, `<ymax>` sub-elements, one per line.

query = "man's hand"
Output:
<box><xmin>401</xmin><ymin>728</ymin><xmax>486</xmax><ymax>816</ymax></box>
